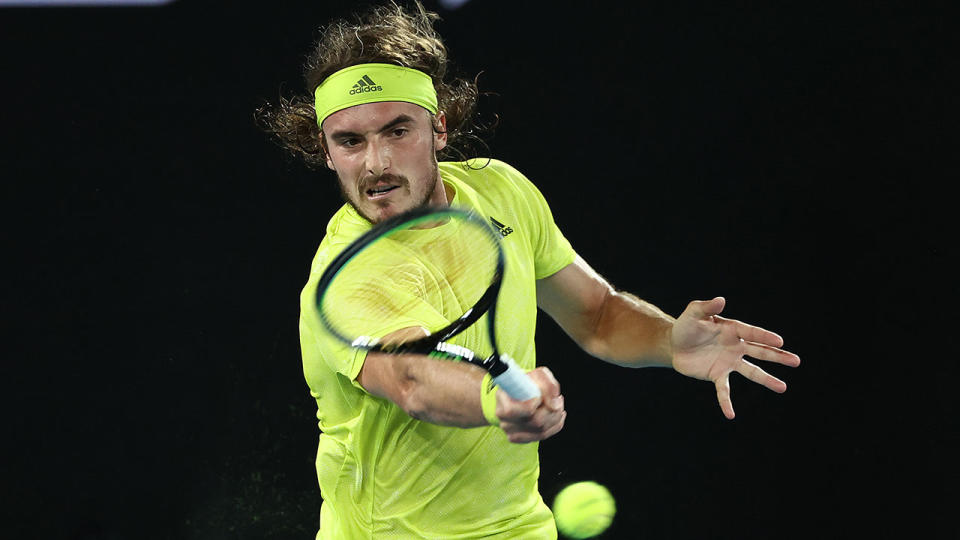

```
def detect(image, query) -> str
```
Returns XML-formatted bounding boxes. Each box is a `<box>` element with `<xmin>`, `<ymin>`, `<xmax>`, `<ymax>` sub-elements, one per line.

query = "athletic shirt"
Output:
<box><xmin>299</xmin><ymin>159</ymin><xmax>576</xmax><ymax>539</ymax></box>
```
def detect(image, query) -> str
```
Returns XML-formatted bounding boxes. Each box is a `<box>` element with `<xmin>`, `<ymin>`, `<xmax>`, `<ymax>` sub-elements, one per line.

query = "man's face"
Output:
<box><xmin>322</xmin><ymin>101</ymin><xmax>448</xmax><ymax>224</ymax></box>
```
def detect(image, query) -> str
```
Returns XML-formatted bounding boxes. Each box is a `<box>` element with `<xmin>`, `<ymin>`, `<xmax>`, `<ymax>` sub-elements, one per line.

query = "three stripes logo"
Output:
<box><xmin>489</xmin><ymin>217</ymin><xmax>514</xmax><ymax>238</ymax></box>
<box><xmin>349</xmin><ymin>74</ymin><xmax>383</xmax><ymax>95</ymax></box>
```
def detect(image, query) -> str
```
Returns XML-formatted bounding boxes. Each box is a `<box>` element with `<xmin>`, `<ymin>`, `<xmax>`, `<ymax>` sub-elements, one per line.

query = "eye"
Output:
<box><xmin>338</xmin><ymin>137</ymin><xmax>360</xmax><ymax>148</ymax></box>
<box><xmin>391</xmin><ymin>128</ymin><xmax>409</xmax><ymax>137</ymax></box>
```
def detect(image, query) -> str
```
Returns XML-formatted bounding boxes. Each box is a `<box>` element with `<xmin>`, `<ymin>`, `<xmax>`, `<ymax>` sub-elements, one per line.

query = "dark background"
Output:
<box><xmin>2</xmin><ymin>1</ymin><xmax>954</xmax><ymax>539</ymax></box>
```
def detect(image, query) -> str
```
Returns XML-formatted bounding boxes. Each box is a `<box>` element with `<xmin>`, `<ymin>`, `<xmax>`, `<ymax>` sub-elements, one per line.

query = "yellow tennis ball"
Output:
<box><xmin>552</xmin><ymin>481</ymin><xmax>616</xmax><ymax>539</ymax></box>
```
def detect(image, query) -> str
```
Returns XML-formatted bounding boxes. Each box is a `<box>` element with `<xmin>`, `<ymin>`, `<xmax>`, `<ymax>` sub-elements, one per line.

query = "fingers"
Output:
<box><xmin>691</xmin><ymin>299</ymin><xmax>795</xmax><ymax>353</ymax></box>
<box><xmin>714</xmin><ymin>316</ymin><xmax>785</xmax><ymax>348</ymax></box>
<box><xmin>736</xmin><ymin>359</ymin><xmax>787</xmax><ymax>393</ymax></box>
<box><xmin>503</xmin><ymin>410</ymin><xmax>567</xmax><ymax>444</ymax></box>
<box><xmin>684</xmin><ymin>298</ymin><xmax>799</xmax><ymax>419</ymax></box>
<box><xmin>717</xmin><ymin>344</ymin><xmax>796</xmax><ymax>417</ymax></box>
<box><xmin>741</xmin><ymin>340</ymin><xmax>801</xmax><ymax>367</ymax></box>
<box><xmin>714</xmin><ymin>358</ymin><xmax>790</xmax><ymax>419</ymax></box>
<box><xmin>687</xmin><ymin>296</ymin><xmax>726</xmax><ymax>319</ymax></box>
<box><xmin>498</xmin><ymin>366</ymin><xmax>566</xmax><ymax>443</ymax></box>
<box><xmin>715</xmin><ymin>376</ymin><xmax>735</xmax><ymax>420</ymax></box>
<box><xmin>527</xmin><ymin>366</ymin><xmax>562</xmax><ymax>400</ymax></box>
<box><xmin>714</xmin><ymin>312</ymin><xmax>801</xmax><ymax>367</ymax></box>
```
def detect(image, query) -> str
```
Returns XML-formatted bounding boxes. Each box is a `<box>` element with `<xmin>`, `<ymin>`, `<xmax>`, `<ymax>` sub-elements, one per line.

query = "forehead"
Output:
<box><xmin>321</xmin><ymin>101</ymin><xmax>431</xmax><ymax>132</ymax></box>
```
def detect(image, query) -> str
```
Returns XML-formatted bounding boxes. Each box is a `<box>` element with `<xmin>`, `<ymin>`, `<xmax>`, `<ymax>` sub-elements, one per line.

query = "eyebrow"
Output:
<box><xmin>327</xmin><ymin>114</ymin><xmax>417</xmax><ymax>141</ymax></box>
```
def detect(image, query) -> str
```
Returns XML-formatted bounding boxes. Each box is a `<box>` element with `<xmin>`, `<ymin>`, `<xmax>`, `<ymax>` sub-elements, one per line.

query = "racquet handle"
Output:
<box><xmin>492</xmin><ymin>354</ymin><xmax>542</xmax><ymax>400</ymax></box>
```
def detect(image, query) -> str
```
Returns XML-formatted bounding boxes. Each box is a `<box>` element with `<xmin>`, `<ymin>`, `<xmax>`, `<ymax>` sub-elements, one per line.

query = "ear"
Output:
<box><xmin>320</xmin><ymin>133</ymin><xmax>335</xmax><ymax>170</ymax></box>
<box><xmin>433</xmin><ymin>111</ymin><xmax>448</xmax><ymax>153</ymax></box>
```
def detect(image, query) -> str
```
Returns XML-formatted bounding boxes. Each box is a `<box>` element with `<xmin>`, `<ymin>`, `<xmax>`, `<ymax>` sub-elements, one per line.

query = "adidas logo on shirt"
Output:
<box><xmin>490</xmin><ymin>217</ymin><xmax>514</xmax><ymax>238</ymax></box>
<box><xmin>349</xmin><ymin>75</ymin><xmax>383</xmax><ymax>95</ymax></box>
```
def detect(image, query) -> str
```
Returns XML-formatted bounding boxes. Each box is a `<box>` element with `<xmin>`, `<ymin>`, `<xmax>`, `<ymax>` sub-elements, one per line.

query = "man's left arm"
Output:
<box><xmin>536</xmin><ymin>255</ymin><xmax>801</xmax><ymax>419</ymax></box>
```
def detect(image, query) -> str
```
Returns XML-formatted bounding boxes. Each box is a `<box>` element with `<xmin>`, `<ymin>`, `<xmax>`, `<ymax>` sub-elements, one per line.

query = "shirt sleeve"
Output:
<box><xmin>301</xmin><ymin>249</ymin><xmax>452</xmax><ymax>389</ymax></box>
<box><xmin>489</xmin><ymin>160</ymin><xmax>576</xmax><ymax>279</ymax></box>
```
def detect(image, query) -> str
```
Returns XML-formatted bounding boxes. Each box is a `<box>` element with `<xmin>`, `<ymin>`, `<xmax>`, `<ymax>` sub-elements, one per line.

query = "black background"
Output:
<box><xmin>2</xmin><ymin>1</ymin><xmax>954</xmax><ymax>539</ymax></box>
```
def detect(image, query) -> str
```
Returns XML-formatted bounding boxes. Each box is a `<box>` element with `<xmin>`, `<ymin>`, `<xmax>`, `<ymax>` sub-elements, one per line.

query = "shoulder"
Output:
<box><xmin>440</xmin><ymin>158</ymin><xmax>541</xmax><ymax>202</ymax></box>
<box><xmin>440</xmin><ymin>158</ymin><xmax>529</xmax><ymax>182</ymax></box>
<box><xmin>309</xmin><ymin>205</ymin><xmax>372</xmax><ymax>274</ymax></box>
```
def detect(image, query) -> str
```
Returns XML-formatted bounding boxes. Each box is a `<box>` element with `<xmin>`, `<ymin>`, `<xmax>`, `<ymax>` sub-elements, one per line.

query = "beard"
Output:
<box><xmin>338</xmin><ymin>163</ymin><xmax>440</xmax><ymax>225</ymax></box>
<box><xmin>337</xmin><ymin>142</ymin><xmax>441</xmax><ymax>225</ymax></box>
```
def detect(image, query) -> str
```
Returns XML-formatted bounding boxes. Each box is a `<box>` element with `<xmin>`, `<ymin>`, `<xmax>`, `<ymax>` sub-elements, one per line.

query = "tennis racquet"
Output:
<box><xmin>314</xmin><ymin>205</ymin><xmax>541</xmax><ymax>400</ymax></box>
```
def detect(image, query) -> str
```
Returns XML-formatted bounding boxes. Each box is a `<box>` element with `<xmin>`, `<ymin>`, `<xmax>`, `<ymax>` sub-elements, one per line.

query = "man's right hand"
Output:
<box><xmin>496</xmin><ymin>366</ymin><xmax>566</xmax><ymax>443</ymax></box>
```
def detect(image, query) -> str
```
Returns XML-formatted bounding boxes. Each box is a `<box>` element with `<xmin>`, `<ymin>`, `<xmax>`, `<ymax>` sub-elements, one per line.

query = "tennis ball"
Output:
<box><xmin>552</xmin><ymin>481</ymin><xmax>616</xmax><ymax>539</ymax></box>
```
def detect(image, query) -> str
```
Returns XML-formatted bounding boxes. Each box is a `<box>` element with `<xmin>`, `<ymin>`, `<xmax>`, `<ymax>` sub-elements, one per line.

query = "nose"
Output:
<box><xmin>364</xmin><ymin>138</ymin><xmax>391</xmax><ymax>177</ymax></box>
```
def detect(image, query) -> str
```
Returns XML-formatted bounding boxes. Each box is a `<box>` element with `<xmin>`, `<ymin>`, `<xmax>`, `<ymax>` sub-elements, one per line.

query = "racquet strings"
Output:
<box><xmin>317</xmin><ymin>210</ymin><xmax>502</xmax><ymax>350</ymax></box>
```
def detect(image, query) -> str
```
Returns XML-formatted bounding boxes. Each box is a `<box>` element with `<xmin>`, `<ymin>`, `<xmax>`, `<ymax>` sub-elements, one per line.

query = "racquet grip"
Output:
<box><xmin>491</xmin><ymin>354</ymin><xmax>541</xmax><ymax>400</ymax></box>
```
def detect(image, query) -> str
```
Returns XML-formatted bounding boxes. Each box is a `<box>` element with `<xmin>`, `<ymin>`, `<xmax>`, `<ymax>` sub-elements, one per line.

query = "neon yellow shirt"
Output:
<box><xmin>299</xmin><ymin>159</ymin><xmax>576</xmax><ymax>539</ymax></box>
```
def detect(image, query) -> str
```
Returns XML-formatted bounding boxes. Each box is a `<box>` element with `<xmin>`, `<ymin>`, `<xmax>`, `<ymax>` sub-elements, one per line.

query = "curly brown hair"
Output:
<box><xmin>255</xmin><ymin>1</ymin><xmax>492</xmax><ymax>171</ymax></box>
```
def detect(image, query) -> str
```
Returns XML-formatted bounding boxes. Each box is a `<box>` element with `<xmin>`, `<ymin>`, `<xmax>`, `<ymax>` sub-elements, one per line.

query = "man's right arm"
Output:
<box><xmin>358</xmin><ymin>349</ymin><xmax>489</xmax><ymax>427</ymax></box>
<box><xmin>356</xmin><ymin>331</ymin><xmax>567</xmax><ymax>442</ymax></box>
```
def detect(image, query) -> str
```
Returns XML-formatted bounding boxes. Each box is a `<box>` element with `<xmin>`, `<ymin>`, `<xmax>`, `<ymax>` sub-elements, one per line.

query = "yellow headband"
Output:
<box><xmin>313</xmin><ymin>63</ymin><xmax>439</xmax><ymax>128</ymax></box>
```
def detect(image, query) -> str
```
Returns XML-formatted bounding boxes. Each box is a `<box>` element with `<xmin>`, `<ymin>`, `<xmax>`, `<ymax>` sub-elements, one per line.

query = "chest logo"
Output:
<box><xmin>489</xmin><ymin>217</ymin><xmax>514</xmax><ymax>238</ymax></box>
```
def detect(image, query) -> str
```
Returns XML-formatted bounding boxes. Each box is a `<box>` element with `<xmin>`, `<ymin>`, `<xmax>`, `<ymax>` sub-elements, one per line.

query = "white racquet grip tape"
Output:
<box><xmin>492</xmin><ymin>354</ymin><xmax>541</xmax><ymax>400</ymax></box>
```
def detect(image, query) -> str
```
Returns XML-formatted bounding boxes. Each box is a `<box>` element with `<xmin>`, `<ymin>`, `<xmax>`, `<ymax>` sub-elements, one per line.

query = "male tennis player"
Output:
<box><xmin>258</xmin><ymin>2</ymin><xmax>800</xmax><ymax>538</ymax></box>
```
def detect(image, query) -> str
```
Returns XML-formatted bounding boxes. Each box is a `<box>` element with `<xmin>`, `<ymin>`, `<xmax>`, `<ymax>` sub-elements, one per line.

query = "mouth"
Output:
<box><xmin>362</xmin><ymin>175</ymin><xmax>406</xmax><ymax>201</ymax></box>
<box><xmin>365</xmin><ymin>184</ymin><xmax>400</xmax><ymax>199</ymax></box>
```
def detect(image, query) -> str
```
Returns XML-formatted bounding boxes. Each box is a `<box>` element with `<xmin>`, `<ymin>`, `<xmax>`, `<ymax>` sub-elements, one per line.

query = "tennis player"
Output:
<box><xmin>257</xmin><ymin>2</ymin><xmax>800</xmax><ymax>538</ymax></box>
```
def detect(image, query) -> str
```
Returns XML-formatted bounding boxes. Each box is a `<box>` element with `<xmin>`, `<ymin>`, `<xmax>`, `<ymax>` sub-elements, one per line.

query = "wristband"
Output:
<box><xmin>480</xmin><ymin>373</ymin><xmax>500</xmax><ymax>427</ymax></box>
